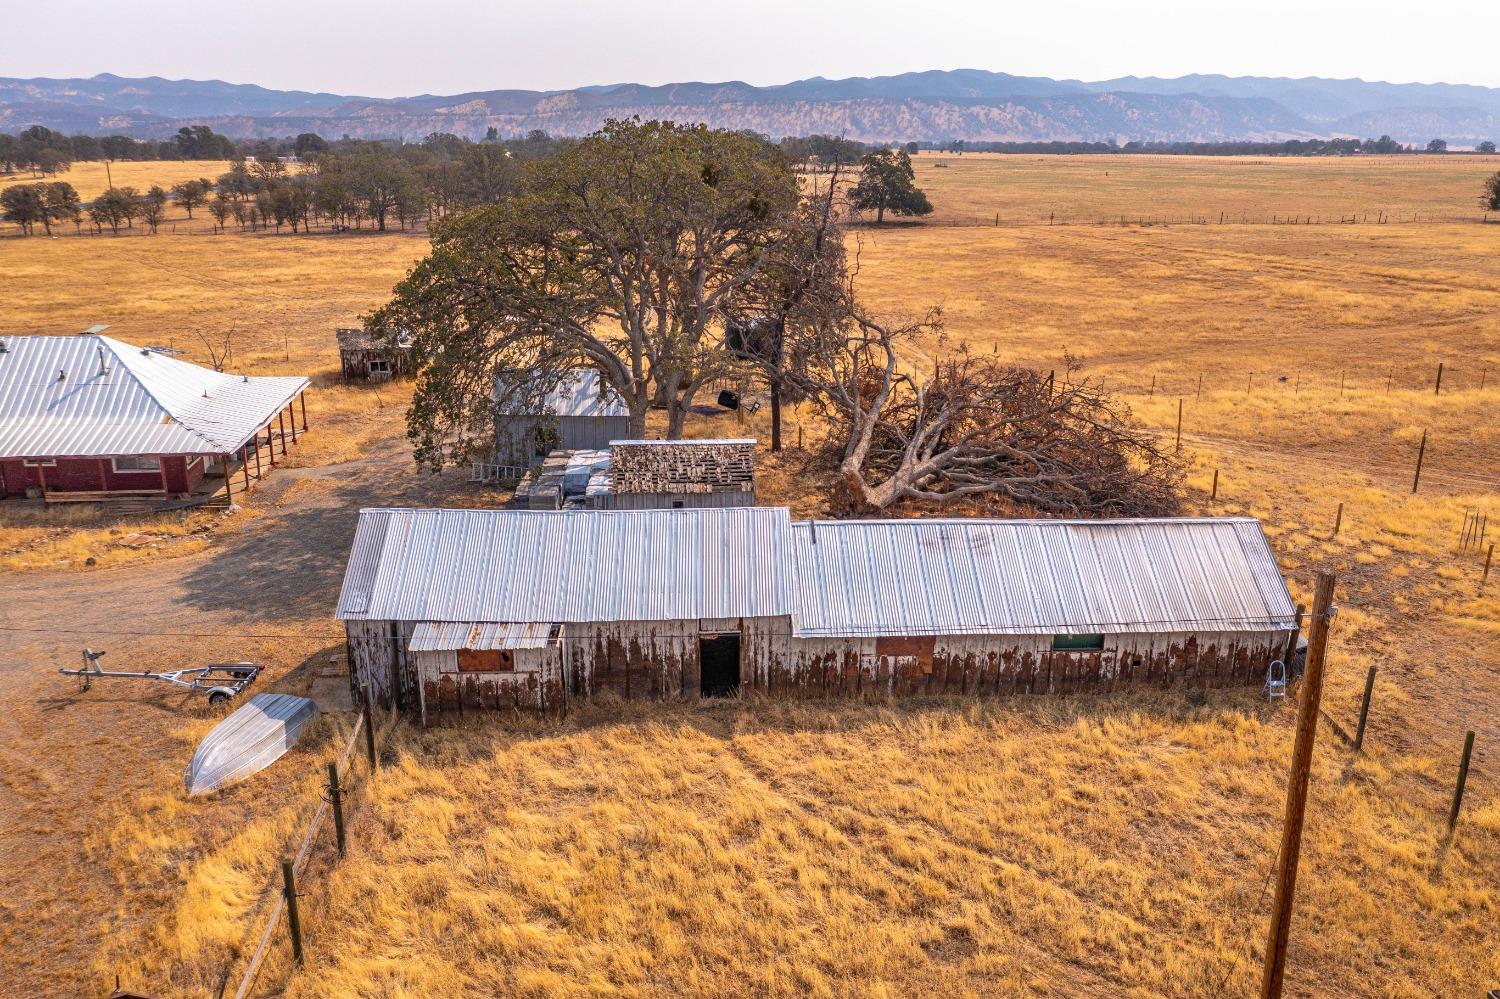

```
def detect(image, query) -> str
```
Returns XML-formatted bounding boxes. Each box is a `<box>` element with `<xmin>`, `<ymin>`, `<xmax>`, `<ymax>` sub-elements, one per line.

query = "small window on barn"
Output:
<box><xmin>367</xmin><ymin>359</ymin><xmax>391</xmax><ymax>374</ymax></box>
<box><xmin>1051</xmin><ymin>634</ymin><xmax>1105</xmax><ymax>651</ymax></box>
<box><xmin>22</xmin><ymin>458</ymin><xmax>58</xmax><ymax>467</ymax></box>
<box><xmin>111</xmin><ymin>456</ymin><xmax>162</xmax><ymax>473</ymax></box>
<box><xmin>456</xmin><ymin>648</ymin><xmax>515</xmax><ymax>672</ymax></box>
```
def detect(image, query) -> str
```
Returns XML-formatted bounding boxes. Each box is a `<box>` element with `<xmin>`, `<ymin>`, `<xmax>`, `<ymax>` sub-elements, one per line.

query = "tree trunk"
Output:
<box><xmin>769</xmin><ymin>378</ymin><xmax>782</xmax><ymax>451</ymax></box>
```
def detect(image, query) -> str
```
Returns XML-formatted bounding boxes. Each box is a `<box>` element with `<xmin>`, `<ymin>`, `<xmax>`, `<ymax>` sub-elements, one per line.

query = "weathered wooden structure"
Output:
<box><xmin>591</xmin><ymin>439</ymin><xmax>757</xmax><ymax>509</ymax></box>
<box><xmin>492</xmin><ymin>369</ymin><xmax>630</xmax><ymax>470</ymax></box>
<box><xmin>0</xmin><ymin>333</ymin><xmax>309</xmax><ymax>505</ymax></box>
<box><xmin>337</xmin><ymin>508</ymin><xmax>1298</xmax><ymax>720</ymax></box>
<box><xmin>336</xmin><ymin>328</ymin><xmax>414</xmax><ymax>382</ymax></box>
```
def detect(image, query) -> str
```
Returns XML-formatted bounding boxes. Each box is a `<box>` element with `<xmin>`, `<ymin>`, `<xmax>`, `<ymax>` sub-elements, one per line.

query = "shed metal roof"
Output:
<box><xmin>338</xmin><ymin>507</ymin><xmax>796</xmax><ymax>623</ymax></box>
<box><xmin>337</xmin><ymin>508</ymin><xmax>1295</xmax><ymax>640</ymax></box>
<box><xmin>0</xmin><ymin>334</ymin><xmax>308</xmax><ymax>458</ymax></box>
<box><xmin>408</xmin><ymin>621</ymin><xmax>554</xmax><ymax>651</ymax></box>
<box><xmin>792</xmin><ymin>517</ymin><xmax>1296</xmax><ymax>637</ymax></box>
<box><xmin>496</xmin><ymin>369</ymin><xmax>629</xmax><ymax>419</ymax></box>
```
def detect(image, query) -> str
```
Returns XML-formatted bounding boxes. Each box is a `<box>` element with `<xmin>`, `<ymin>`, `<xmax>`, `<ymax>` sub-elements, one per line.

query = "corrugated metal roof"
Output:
<box><xmin>608</xmin><ymin>439</ymin><xmax>758</xmax><ymax>446</ymax></box>
<box><xmin>409</xmin><ymin>621</ymin><xmax>554</xmax><ymax>651</ymax></box>
<box><xmin>338</xmin><ymin>507</ymin><xmax>796</xmax><ymax>623</ymax></box>
<box><xmin>496</xmin><ymin>369</ymin><xmax>629</xmax><ymax>419</ymax></box>
<box><xmin>0</xmin><ymin>334</ymin><xmax>309</xmax><ymax>458</ymax></box>
<box><xmin>792</xmin><ymin>517</ymin><xmax>1296</xmax><ymax>637</ymax></box>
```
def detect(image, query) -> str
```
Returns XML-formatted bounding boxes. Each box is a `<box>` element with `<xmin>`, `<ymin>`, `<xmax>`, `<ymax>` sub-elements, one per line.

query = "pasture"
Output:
<box><xmin>0</xmin><ymin>154</ymin><xmax>1497</xmax><ymax>998</ymax></box>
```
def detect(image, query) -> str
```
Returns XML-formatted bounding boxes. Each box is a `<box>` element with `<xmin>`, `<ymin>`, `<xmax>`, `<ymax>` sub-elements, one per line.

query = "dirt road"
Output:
<box><xmin>0</xmin><ymin>442</ymin><xmax>485</xmax><ymax>997</ymax></box>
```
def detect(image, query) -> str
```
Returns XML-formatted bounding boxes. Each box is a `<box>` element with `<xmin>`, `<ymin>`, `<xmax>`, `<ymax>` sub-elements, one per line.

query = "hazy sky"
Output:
<box><xmin>4</xmin><ymin>0</ymin><xmax>1496</xmax><ymax>96</ymax></box>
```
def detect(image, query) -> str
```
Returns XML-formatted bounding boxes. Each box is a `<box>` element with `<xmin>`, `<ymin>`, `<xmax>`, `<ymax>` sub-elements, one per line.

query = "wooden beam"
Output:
<box><xmin>299</xmin><ymin>392</ymin><xmax>308</xmax><ymax>431</ymax></box>
<box><xmin>1260</xmin><ymin>572</ymin><xmax>1336</xmax><ymax>999</ymax></box>
<box><xmin>278</xmin><ymin>411</ymin><xmax>288</xmax><ymax>456</ymax></box>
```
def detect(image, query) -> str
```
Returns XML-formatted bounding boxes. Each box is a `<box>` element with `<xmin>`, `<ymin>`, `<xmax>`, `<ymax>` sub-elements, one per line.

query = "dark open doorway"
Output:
<box><xmin>699</xmin><ymin>633</ymin><xmax>741</xmax><ymax>697</ymax></box>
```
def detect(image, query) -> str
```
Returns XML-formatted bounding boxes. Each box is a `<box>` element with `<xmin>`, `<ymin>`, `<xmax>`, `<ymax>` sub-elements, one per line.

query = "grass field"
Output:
<box><xmin>0</xmin><ymin>159</ymin><xmax>231</xmax><ymax>205</ymax></box>
<box><xmin>1</xmin><ymin>154</ymin><xmax>1498</xmax><ymax>998</ymax></box>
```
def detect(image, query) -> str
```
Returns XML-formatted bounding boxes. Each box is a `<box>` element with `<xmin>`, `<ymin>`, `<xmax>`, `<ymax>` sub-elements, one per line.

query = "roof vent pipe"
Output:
<box><xmin>96</xmin><ymin>344</ymin><xmax>109</xmax><ymax>376</ymax></box>
<box><xmin>57</xmin><ymin>369</ymin><xmax>66</xmax><ymax>382</ymax></box>
<box><xmin>810</xmin><ymin>520</ymin><xmax>817</xmax><ymax>544</ymax></box>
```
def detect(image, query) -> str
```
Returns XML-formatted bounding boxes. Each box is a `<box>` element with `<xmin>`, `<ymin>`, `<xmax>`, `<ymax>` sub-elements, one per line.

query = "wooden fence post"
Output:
<box><xmin>1354</xmin><ymin>667</ymin><xmax>1376</xmax><ymax>752</ymax></box>
<box><xmin>1175</xmin><ymin>399</ymin><xmax>1183</xmax><ymax>452</ymax></box>
<box><xmin>362</xmin><ymin>683</ymin><xmax>378</xmax><ymax>771</ymax></box>
<box><xmin>1260</xmin><ymin>572</ymin><xmax>1336</xmax><ymax>999</ymax></box>
<box><xmin>1332</xmin><ymin>502</ymin><xmax>1343</xmax><ymax>538</ymax></box>
<box><xmin>1411</xmin><ymin>430</ymin><xmax>1427</xmax><ymax>494</ymax></box>
<box><xmin>328</xmin><ymin>762</ymin><xmax>346</xmax><ymax>858</ymax></box>
<box><xmin>281</xmin><ymin>860</ymin><xmax>303</xmax><ymax>966</ymax></box>
<box><xmin>1434</xmin><ymin>362</ymin><xmax>1444</xmax><ymax>395</ymax></box>
<box><xmin>1210</xmin><ymin>468</ymin><xmax>1219</xmax><ymax>501</ymax></box>
<box><xmin>1447</xmin><ymin>731</ymin><xmax>1476</xmax><ymax>834</ymax></box>
<box><xmin>1483</xmin><ymin>543</ymin><xmax>1495</xmax><ymax>591</ymax></box>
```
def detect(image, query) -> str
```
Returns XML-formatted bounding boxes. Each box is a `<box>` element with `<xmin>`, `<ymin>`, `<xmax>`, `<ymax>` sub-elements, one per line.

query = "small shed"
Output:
<box><xmin>492</xmin><ymin>369</ymin><xmax>631</xmax><ymax>471</ymax></box>
<box><xmin>336</xmin><ymin>328</ymin><xmax>414</xmax><ymax>382</ymax></box>
<box><xmin>592</xmin><ymin>438</ymin><xmax>757</xmax><ymax>509</ymax></box>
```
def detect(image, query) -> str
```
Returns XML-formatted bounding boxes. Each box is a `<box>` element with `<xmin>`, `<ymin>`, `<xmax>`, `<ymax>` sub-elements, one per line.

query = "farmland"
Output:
<box><xmin>0</xmin><ymin>154</ymin><xmax>1497</xmax><ymax>998</ymax></box>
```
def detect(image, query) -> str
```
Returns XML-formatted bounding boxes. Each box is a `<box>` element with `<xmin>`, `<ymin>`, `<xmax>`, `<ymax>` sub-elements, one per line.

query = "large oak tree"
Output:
<box><xmin>368</xmin><ymin>118</ymin><xmax>802</xmax><ymax>469</ymax></box>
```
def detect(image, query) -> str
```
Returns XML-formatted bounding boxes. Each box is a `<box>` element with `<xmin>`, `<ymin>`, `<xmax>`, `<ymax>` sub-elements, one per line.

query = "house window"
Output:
<box><xmin>456</xmin><ymin>648</ymin><xmax>515</xmax><ymax>672</ymax></box>
<box><xmin>22</xmin><ymin>458</ymin><xmax>58</xmax><ymax>467</ymax></box>
<box><xmin>1051</xmin><ymin>634</ymin><xmax>1105</xmax><ymax>651</ymax></box>
<box><xmin>111</xmin><ymin>456</ymin><xmax>162</xmax><ymax>473</ymax></box>
<box><xmin>367</xmin><ymin>359</ymin><xmax>391</xmax><ymax>374</ymax></box>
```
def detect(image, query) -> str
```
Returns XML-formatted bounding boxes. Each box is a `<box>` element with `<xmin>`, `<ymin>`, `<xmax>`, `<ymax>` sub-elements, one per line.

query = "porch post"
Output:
<box><xmin>224</xmin><ymin>455</ymin><xmax>234</xmax><ymax>503</ymax></box>
<box><xmin>299</xmin><ymin>392</ymin><xmax>308</xmax><ymax>431</ymax></box>
<box><xmin>278</xmin><ymin>412</ymin><xmax>288</xmax><ymax>455</ymax></box>
<box><xmin>242</xmin><ymin>447</ymin><xmax>251</xmax><ymax>489</ymax></box>
<box><xmin>254</xmin><ymin>438</ymin><xmax>263</xmax><ymax>479</ymax></box>
<box><xmin>266</xmin><ymin>425</ymin><xmax>276</xmax><ymax>467</ymax></box>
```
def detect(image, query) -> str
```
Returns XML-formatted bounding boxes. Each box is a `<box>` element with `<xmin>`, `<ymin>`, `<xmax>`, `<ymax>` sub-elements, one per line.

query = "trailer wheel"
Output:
<box><xmin>208</xmin><ymin>690</ymin><xmax>232</xmax><ymax>706</ymax></box>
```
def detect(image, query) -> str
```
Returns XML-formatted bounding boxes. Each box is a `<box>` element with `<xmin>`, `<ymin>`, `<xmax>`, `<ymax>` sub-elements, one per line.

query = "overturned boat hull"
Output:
<box><xmin>185</xmin><ymin>693</ymin><xmax>318</xmax><ymax>795</ymax></box>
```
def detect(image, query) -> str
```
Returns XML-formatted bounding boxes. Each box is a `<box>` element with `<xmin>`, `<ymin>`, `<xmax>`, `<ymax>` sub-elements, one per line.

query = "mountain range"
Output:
<box><xmin>3</xmin><ymin>70</ymin><xmax>1499</xmax><ymax>145</ymax></box>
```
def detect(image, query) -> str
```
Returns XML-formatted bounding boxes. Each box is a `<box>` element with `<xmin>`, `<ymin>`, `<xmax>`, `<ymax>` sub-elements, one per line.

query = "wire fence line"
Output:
<box><xmin>223</xmin><ymin>692</ymin><xmax>399</xmax><ymax>999</ymax></box>
<box><xmin>917</xmin><ymin>210</ymin><xmax>1495</xmax><ymax>229</ymax></box>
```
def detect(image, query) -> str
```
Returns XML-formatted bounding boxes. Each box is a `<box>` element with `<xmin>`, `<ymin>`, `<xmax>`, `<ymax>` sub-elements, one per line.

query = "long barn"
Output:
<box><xmin>336</xmin><ymin>507</ymin><xmax>1298</xmax><ymax>719</ymax></box>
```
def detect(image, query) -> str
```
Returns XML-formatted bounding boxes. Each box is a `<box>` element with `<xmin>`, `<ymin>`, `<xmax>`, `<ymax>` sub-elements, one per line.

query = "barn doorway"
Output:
<box><xmin>699</xmin><ymin>634</ymin><xmax>740</xmax><ymax>697</ymax></box>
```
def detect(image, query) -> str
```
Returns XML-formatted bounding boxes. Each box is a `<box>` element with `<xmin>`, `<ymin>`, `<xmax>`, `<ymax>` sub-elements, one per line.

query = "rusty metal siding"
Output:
<box><xmin>378</xmin><ymin>613</ymin><xmax>1290</xmax><ymax>712</ymax></box>
<box><xmin>416</xmin><ymin>646</ymin><xmax>563</xmax><ymax>718</ymax></box>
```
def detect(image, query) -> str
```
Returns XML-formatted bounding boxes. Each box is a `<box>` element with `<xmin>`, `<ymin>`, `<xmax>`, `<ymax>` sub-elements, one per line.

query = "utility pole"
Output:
<box><xmin>1260</xmin><ymin>571</ymin><xmax>1336</xmax><ymax>999</ymax></box>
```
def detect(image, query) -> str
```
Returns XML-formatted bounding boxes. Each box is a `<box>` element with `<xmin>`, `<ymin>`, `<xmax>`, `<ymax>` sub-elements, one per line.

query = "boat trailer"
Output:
<box><xmin>60</xmin><ymin>648</ymin><xmax>262</xmax><ymax>705</ymax></box>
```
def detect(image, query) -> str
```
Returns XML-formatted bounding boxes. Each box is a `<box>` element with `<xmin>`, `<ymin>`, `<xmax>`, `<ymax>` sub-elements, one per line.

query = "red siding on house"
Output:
<box><xmin>0</xmin><ymin>454</ymin><xmax>209</xmax><ymax>497</ymax></box>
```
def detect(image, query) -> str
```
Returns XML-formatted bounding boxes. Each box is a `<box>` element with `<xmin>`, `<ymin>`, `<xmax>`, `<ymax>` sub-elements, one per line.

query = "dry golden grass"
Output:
<box><xmin>909</xmin><ymin>151</ymin><xmax>1500</xmax><ymax>223</ymax></box>
<box><xmin>0</xmin><ymin>159</ymin><xmax>232</xmax><ymax>204</ymax></box>
<box><xmin>2</xmin><ymin>157</ymin><xmax>1498</xmax><ymax>999</ymax></box>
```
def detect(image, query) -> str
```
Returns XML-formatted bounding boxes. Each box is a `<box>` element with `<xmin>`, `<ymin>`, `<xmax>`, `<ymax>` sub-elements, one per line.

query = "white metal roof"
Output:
<box><xmin>792</xmin><ymin>517</ymin><xmax>1296</xmax><ymax>637</ymax></box>
<box><xmin>0</xmin><ymin>334</ymin><xmax>309</xmax><ymax>458</ymax></box>
<box><xmin>408</xmin><ymin>621</ymin><xmax>554</xmax><ymax>651</ymax></box>
<box><xmin>608</xmin><ymin>439</ymin><xmax>758</xmax><ymax>446</ymax></box>
<box><xmin>496</xmin><ymin>369</ymin><xmax>629</xmax><ymax>419</ymax></box>
<box><xmin>338</xmin><ymin>507</ymin><xmax>797</xmax><ymax>623</ymax></box>
<box><xmin>337</xmin><ymin>508</ymin><xmax>1295</xmax><ymax>640</ymax></box>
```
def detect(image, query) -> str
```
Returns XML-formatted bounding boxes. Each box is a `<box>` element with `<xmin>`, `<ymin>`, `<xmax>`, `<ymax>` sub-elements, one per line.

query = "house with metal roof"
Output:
<box><xmin>490</xmin><ymin>369</ymin><xmax>631</xmax><ymax>474</ymax></box>
<box><xmin>0</xmin><ymin>333</ymin><xmax>309</xmax><ymax>505</ymax></box>
<box><xmin>336</xmin><ymin>507</ymin><xmax>1298</xmax><ymax>719</ymax></box>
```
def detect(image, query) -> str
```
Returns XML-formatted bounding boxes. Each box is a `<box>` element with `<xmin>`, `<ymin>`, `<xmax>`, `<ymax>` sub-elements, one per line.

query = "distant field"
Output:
<box><xmin>909</xmin><ymin>151</ymin><xmax>1500</xmax><ymax>223</ymax></box>
<box><xmin>1</xmin><ymin>155</ymin><xmax>1497</xmax><ymax>999</ymax></box>
<box><xmin>0</xmin><ymin>159</ymin><xmax>231</xmax><ymax>204</ymax></box>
